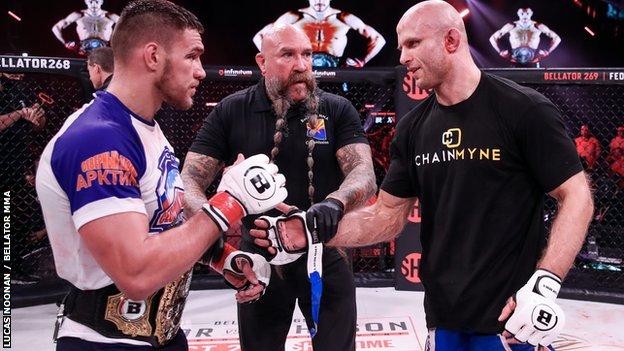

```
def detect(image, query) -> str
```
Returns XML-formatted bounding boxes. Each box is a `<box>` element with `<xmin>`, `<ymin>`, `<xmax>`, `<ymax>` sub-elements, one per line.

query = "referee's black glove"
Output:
<box><xmin>305</xmin><ymin>198</ymin><xmax>344</xmax><ymax>243</ymax></box>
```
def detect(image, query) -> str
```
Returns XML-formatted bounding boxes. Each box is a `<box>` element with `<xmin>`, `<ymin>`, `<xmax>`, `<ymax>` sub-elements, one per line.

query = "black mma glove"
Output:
<box><xmin>305</xmin><ymin>198</ymin><xmax>344</xmax><ymax>243</ymax></box>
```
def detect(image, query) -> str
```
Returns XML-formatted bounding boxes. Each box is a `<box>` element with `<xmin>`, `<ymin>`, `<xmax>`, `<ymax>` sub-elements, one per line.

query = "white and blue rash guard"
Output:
<box><xmin>35</xmin><ymin>91</ymin><xmax>185</xmax><ymax>345</ymax></box>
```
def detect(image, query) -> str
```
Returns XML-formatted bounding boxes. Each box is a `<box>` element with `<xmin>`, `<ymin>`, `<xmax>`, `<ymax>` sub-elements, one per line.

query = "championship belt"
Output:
<box><xmin>511</xmin><ymin>46</ymin><xmax>536</xmax><ymax>64</ymax></box>
<box><xmin>312</xmin><ymin>52</ymin><xmax>340</xmax><ymax>68</ymax></box>
<box><xmin>61</xmin><ymin>270</ymin><xmax>192</xmax><ymax>347</ymax></box>
<box><xmin>79</xmin><ymin>38</ymin><xmax>107</xmax><ymax>55</ymax></box>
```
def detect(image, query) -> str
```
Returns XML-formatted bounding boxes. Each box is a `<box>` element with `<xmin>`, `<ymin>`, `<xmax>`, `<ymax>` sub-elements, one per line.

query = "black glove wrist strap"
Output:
<box><xmin>200</xmin><ymin>235</ymin><xmax>225</xmax><ymax>265</ymax></box>
<box><xmin>324</xmin><ymin>197</ymin><xmax>345</xmax><ymax>214</ymax></box>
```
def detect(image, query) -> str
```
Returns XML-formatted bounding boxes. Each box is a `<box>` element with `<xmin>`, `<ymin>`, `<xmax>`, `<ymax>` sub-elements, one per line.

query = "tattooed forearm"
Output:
<box><xmin>181</xmin><ymin>152</ymin><xmax>224</xmax><ymax>217</ymax></box>
<box><xmin>327</xmin><ymin>143</ymin><xmax>376</xmax><ymax>212</ymax></box>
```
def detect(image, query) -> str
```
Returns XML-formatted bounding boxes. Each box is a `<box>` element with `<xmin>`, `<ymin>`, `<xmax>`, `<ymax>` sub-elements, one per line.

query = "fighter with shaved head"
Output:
<box><xmin>251</xmin><ymin>2</ymin><xmax>593</xmax><ymax>350</ymax></box>
<box><xmin>182</xmin><ymin>23</ymin><xmax>375</xmax><ymax>351</ymax></box>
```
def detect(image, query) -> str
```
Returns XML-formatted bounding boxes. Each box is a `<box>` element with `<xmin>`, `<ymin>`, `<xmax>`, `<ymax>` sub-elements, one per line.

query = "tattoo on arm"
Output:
<box><xmin>327</xmin><ymin>143</ymin><xmax>376</xmax><ymax>212</ymax></box>
<box><xmin>181</xmin><ymin>152</ymin><xmax>224</xmax><ymax>217</ymax></box>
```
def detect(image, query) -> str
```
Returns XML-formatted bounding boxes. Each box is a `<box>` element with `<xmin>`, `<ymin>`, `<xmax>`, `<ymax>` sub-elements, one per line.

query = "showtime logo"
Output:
<box><xmin>401</xmin><ymin>252</ymin><xmax>421</xmax><ymax>283</ymax></box>
<box><xmin>402</xmin><ymin>71</ymin><xmax>431</xmax><ymax>100</ymax></box>
<box><xmin>407</xmin><ymin>199</ymin><xmax>421</xmax><ymax>223</ymax></box>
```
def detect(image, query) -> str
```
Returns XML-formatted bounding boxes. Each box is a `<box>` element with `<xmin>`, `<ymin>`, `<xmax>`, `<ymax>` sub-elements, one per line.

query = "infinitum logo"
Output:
<box><xmin>442</xmin><ymin>128</ymin><xmax>461</xmax><ymax>148</ymax></box>
<box><xmin>218</xmin><ymin>68</ymin><xmax>253</xmax><ymax>77</ymax></box>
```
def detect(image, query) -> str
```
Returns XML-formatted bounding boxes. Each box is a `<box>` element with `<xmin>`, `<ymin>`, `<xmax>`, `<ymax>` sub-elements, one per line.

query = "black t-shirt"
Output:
<box><xmin>189</xmin><ymin>80</ymin><xmax>368</xmax><ymax>251</ymax></box>
<box><xmin>381</xmin><ymin>72</ymin><xmax>582</xmax><ymax>333</ymax></box>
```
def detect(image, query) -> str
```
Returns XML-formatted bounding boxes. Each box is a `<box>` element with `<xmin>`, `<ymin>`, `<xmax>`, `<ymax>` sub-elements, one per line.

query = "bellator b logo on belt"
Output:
<box><xmin>105</xmin><ymin>294</ymin><xmax>155</xmax><ymax>337</ymax></box>
<box><xmin>244</xmin><ymin>166</ymin><xmax>276</xmax><ymax>200</ymax></box>
<box><xmin>120</xmin><ymin>299</ymin><xmax>147</xmax><ymax>321</ymax></box>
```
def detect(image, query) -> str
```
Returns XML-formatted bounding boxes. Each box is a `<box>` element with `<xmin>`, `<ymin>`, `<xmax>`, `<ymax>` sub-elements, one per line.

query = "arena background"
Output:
<box><xmin>0</xmin><ymin>0</ymin><xmax>622</xmax><ymax>309</ymax></box>
<box><xmin>1</xmin><ymin>0</ymin><xmax>623</xmax><ymax>67</ymax></box>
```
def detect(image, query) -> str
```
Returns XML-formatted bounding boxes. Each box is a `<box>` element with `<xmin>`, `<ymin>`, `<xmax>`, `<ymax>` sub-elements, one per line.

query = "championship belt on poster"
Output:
<box><xmin>63</xmin><ymin>270</ymin><xmax>193</xmax><ymax>347</ymax></box>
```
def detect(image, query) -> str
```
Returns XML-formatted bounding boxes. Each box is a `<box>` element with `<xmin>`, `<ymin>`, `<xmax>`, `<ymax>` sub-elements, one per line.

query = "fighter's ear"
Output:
<box><xmin>255</xmin><ymin>53</ymin><xmax>267</xmax><ymax>76</ymax></box>
<box><xmin>444</xmin><ymin>28</ymin><xmax>462</xmax><ymax>54</ymax></box>
<box><xmin>143</xmin><ymin>42</ymin><xmax>161</xmax><ymax>72</ymax></box>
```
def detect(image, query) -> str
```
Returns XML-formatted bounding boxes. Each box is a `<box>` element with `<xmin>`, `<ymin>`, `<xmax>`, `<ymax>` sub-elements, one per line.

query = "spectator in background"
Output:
<box><xmin>0</xmin><ymin>73</ymin><xmax>48</xmax><ymax>284</ymax></box>
<box><xmin>0</xmin><ymin>72</ymin><xmax>24</xmax><ymax>86</ymax></box>
<box><xmin>87</xmin><ymin>47</ymin><xmax>114</xmax><ymax>90</ymax></box>
<box><xmin>0</xmin><ymin>72</ymin><xmax>46</xmax><ymax>132</ymax></box>
<box><xmin>606</xmin><ymin>127</ymin><xmax>624</xmax><ymax>189</ymax></box>
<box><xmin>575</xmin><ymin>124</ymin><xmax>601</xmax><ymax>171</ymax></box>
<box><xmin>609</xmin><ymin>126</ymin><xmax>624</xmax><ymax>156</ymax></box>
<box><xmin>607</xmin><ymin>147</ymin><xmax>624</xmax><ymax>188</ymax></box>
<box><xmin>0</xmin><ymin>102</ymin><xmax>46</xmax><ymax>132</ymax></box>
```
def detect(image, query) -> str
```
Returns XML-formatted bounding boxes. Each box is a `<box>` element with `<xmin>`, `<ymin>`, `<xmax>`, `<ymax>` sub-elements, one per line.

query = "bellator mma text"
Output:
<box><xmin>3</xmin><ymin>191</ymin><xmax>11</xmax><ymax>348</ymax></box>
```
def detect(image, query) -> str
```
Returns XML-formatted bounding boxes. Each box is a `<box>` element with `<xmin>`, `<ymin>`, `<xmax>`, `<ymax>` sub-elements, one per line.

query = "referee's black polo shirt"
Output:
<box><xmin>188</xmin><ymin>79</ymin><xmax>368</xmax><ymax>245</ymax></box>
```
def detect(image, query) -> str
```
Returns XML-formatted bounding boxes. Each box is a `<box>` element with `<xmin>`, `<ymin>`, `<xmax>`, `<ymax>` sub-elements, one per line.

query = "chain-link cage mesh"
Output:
<box><xmin>2</xmin><ymin>67</ymin><xmax>622</xmax><ymax>303</ymax></box>
<box><xmin>529</xmin><ymin>83</ymin><xmax>624</xmax><ymax>296</ymax></box>
<box><xmin>155</xmin><ymin>78</ymin><xmax>397</xmax><ymax>278</ymax></box>
<box><xmin>1</xmin><ymin>73</ymin><xmax>87</xmax><ymax>285</ymax></box>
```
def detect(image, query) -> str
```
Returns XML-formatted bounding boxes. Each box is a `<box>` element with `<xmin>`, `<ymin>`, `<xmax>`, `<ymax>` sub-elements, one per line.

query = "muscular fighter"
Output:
<box><xmin>253</xmin><ymin>2</ymin><xmax>593</xmax><ymax>350</ymax></box>
<box><xmin>489</xmin><ymin>8</ymin><xmax>561</xmax><ymax>67</ymax></box>
<box><xmin>52</xmin><ymin>0</ymin><xmax>120</xmax><ymax>56</ymax></box>
<box><xmin>253</xmin><ymin>0</ymin><xmax>386</xmax><ymax>68</ymax></box>
<box><xmin>37</xmin><ymin>1</ymin><xmax>285</xmax><ymax>349</ymax></box>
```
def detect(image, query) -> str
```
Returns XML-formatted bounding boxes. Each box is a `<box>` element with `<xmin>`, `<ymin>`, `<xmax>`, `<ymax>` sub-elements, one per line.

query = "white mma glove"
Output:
<box><xmin>256</xmin><ymin>209</ymin><xmax>310</xmax><ymax>265</ymax></box>
<box><xmin>203</xmin><ymin>154</ymin><xmax>287</xmax><ymax>231</ymax></box>
<box><xmin>209</xmin><ymin>242</ymin><xmax>271</xmax><ymax>296</ymax></box>
<box><xmin>504</xmin><ymin>269</ymin><xmax>565</xmax><ymax>347</ymax></box>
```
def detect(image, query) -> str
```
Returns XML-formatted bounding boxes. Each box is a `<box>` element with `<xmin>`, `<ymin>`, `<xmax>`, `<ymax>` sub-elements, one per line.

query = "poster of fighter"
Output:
<box><xmin>1</xmin><ymin>0</ymin><xmax>622</xmax><ymax>67</ymax></box>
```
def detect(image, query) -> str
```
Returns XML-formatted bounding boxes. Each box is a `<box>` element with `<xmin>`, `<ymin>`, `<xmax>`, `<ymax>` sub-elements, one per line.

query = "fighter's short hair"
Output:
<box><xmin>87</xmin><ymin>47</ymin><xmax>114</xmax><ymax>73</ymax></box>
<box><xmin>111</xmin><ymin>0</ymin><xmax>204</xmax><ymax>63</ymax></box>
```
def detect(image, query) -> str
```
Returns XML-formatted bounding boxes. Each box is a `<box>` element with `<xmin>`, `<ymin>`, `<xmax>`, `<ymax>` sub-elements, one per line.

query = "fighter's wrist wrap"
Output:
<box><xmin>202</xmin><ymin>191</ymin><xmax>246</xmax><ymax>232</ymax></box>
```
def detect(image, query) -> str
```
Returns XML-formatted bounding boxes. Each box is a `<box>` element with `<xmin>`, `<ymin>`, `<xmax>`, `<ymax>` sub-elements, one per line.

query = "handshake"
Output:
<box><xmin>199</xmin><ymin>154</ymin><xmax>344</xmax><ymax>302</ymax></box>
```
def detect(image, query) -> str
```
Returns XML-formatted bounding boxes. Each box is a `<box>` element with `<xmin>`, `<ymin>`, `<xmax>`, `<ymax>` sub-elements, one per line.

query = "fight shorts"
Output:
<box><xmin>312</xmin><ymin>52</ymin><xmax>340</xmax><ymax>68</ymax></box>
<box><xmin>511</xmin><ymin>47</ymin><xmax>536</xmax><ymax>65</ymax></box>
<box><xmin>425</xmin><ymin>328</ymin><xmax>556</xmax><ymax>351</ymax></box>
<box><xmin>56</xmin><ymin>270</ymin><xmax>192</xmax><ymax>347</ymax></box>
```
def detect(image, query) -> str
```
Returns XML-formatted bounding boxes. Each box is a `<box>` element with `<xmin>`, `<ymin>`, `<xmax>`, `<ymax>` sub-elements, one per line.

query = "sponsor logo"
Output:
<box><xmin>184</xmin><ymin>316</ymin><xmax>419</xmax><ymax>350</ymax></box>
<box><xmin>312</xmin><ymin>70</ymin><xmax>337</xmax><ymax>78</ymax></box>
<box><xmin>119</xmin><ymin>299</ymin><xmax>147</xmax><ymax>321</ymax></box>
<box><xmin>243</xmin><ymin>166</ymin><xmax>276</xmax><ymax>201</ymax></box>
<box><xmin>76</xmin><ymin>151</ymin><xmax>139</xmax><ymax>191</ymax></box>
<box><xmin>414</xmin><ymin>128</ymin><xmax>502</xmax><ymax>167</ymax></box>
<box><xmin>402</xmin><ymin>71</ymin><xmax>431</xmax><ymax>101</ymax></box>
<box><xmin>150</xmin><ymin>147</ymin><xmax>185</xmax><ymax>232</ymax></box>
<box><xmin>401</xmin><ymin>252</ymin><xmax>422</xmax><ymax>283</ymax></box>
<box><xmin>0</xmin><ymin>57</ymin><xmax>70</xmax><ymax>70</ymax></box>
<box><xmin>532</xmin><ymin>305</ymin><xmax>558</xmax><ymax>331</ymax></box>
<box><xmin>218</xmin><ymin>68</ymin><xmax>253</xmax><ymax>77</ymax></box>
<box><xmin>407</xmin><ymin>199</ymin><xmax>421</xmax><ymax>223</ymax></box>
<box><xmin>442</xmin><ymin>128</ymin><xmax>461</xmax><ymax>148</ymax></box>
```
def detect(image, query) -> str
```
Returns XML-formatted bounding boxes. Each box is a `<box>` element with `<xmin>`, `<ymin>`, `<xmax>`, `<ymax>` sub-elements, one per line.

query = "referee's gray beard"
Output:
<box><xmin>266</xmin><ymin>75</ymin><xmax>318</xmax><ymax>119</ymax></box>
